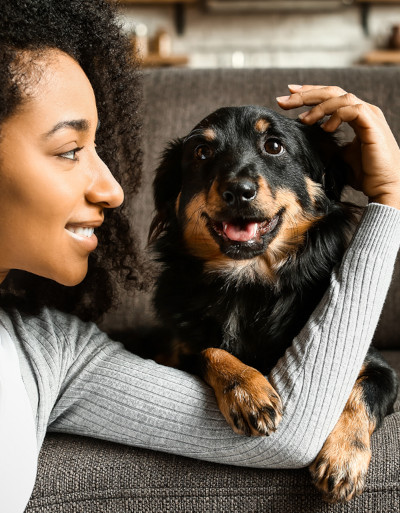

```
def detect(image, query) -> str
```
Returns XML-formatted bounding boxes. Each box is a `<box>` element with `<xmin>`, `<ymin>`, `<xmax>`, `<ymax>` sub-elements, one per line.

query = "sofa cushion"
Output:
<box><xmin>26</xmin><ymin>414</ymin><xmax>400</xmax><ymax>513</ymax></box>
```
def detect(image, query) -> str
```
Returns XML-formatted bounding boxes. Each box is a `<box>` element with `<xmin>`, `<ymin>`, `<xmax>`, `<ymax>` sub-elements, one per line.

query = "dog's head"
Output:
<box><xmin>150</xmin><ymin>106</ymin><xmax>350</xmax><ymax>278</ymax></box>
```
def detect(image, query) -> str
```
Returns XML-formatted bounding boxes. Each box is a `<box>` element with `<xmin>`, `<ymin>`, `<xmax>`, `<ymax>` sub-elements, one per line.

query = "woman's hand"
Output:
<box><xmin>277</xmin><ymin>84</ymin><xmax>400</xmax><ymax>209</ymax></box>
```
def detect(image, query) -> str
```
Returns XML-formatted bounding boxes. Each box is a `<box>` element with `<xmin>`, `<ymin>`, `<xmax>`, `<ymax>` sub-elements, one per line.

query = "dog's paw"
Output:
<box><xmin>216</xmin><ymin>368</ymin><xmax>283</xmax><ymax>437</ymax></box>
<box><xmin>309</xmin><ymin>434</ymin><xmax>371</xmax><ymax>503</ymax></box>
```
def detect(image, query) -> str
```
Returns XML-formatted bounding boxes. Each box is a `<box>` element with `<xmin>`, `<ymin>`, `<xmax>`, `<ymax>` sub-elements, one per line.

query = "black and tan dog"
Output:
<box><xmin>148</xmin><ymin>106</ymin><xmax>398</xmax><ymax>502</ymax></box>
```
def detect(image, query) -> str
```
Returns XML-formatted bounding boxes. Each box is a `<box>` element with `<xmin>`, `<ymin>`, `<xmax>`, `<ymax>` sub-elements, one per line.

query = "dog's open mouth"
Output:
<box><xmin>214</xmin><ymin>216</ymin><xmax>280</xmax><ymax>242</ymax></box>
<box><xmin>205</xmin><ymin>210</ymin><xmax>283</xmax><ymax>259</ymax></box>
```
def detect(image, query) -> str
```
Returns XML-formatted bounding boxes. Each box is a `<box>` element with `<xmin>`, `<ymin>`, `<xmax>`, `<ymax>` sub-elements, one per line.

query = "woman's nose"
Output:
<box><xmin>85</xmin><ymin>153</ymin><xmax>124</xmax><ymax>208</ymax></box>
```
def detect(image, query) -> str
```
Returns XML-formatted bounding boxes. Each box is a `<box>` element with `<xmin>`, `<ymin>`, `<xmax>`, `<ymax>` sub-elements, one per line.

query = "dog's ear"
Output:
<box><xmin>305</xmin><ymin>124</ymin><xmax>352</xmax><ymax>202</ymax></box>
<box><xmin>148</xmin><ymin>139</ymin><xmax>184</xmax><ymax>244</ymax></box>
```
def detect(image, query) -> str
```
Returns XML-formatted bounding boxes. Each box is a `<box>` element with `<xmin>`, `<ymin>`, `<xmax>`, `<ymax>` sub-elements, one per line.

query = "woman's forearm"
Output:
<box><xmin>34</xmin><ymin>204</ymin><xmax>399</xmax><ymax>468</ymax></box>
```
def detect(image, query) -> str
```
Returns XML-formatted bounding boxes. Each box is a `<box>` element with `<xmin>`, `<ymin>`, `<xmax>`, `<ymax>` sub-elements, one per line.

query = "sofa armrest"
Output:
<box><xmin>27</xmin><ymin>410</ymin><xmax>400</xmax><ymax>513</ymax></box>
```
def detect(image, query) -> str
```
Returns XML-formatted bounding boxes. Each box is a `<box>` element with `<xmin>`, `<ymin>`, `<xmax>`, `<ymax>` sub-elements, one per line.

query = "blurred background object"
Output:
<box><xmin>117</xmin><ymin>0</ymin><xmax>400</xmax><ymax>68</ymax></box>
<box><xmin>389</xmin><ymin>23</ymin><xmax>400</xmax><ymax>48</ymax></box>
<box><xmin>132</xmin><ymin>22</ymin><xmax>149</xmax><ymax>58</ymax></box>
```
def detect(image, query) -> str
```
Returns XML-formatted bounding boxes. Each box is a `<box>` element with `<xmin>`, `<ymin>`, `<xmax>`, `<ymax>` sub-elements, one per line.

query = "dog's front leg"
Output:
<box><xmin>200</xmin><ymin>348</ymin><xmax>283</xmax><ymax>437</ymax></box>
<box><xmin>309</xmin><ymin>351</ymin><xmax>398</xmax><ymax>503</ymax></box>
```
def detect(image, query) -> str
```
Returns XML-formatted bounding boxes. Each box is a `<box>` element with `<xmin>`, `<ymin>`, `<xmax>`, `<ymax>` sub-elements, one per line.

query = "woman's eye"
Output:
<box><xmin>264</xmin><ymin>139</ymin><xmax>284</xmax><ymax>155</ymax></box>
<box><xmin>195</xmin><ymin>144</ymin><xmax>213</xmax><ymax>160</ymax></box>
<box><xmin>58</xmin><ymin>147</ymin><xmax>82</xmax><ymax>161</ymax></box>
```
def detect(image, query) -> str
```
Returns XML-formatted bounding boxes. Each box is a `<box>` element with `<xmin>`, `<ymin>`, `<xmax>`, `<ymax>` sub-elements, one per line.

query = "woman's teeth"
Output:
<box><xmin>67</xmin><ymin>226</ymin><xmax>94</xmax><ymax>238</ymax></box>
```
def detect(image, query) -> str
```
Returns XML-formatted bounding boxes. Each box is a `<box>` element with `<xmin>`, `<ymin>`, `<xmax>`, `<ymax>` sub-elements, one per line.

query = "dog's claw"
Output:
<box><xmin>310</xmin><ymin>435</ymin><xmax>371</xmax><ymax>503</ymax></box>
<box><xmin>219</xmin><ymin>371</ymin><xmax>283</xmax><ymax>437</ymax></box>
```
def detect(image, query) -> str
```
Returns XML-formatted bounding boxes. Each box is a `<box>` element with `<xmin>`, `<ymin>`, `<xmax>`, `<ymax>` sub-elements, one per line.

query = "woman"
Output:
<box><xmin>0</xmin><ymin>0</ymin><xmax>399</xmax><ymax>511</ymax></box>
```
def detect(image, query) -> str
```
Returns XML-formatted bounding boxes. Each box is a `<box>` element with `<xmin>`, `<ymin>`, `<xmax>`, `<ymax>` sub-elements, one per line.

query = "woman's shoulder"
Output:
<box><xmin>0</xmin><ymin>304</ymin><xmax>107</xmax><ymax>363</ymax></box>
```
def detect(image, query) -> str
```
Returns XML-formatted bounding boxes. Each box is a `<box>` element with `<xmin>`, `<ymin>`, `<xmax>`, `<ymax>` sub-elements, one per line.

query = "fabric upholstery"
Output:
<box><xmin>27</xmin><ymin>68</ymin><xmax>400</xmax><ymax>512</ymax></box>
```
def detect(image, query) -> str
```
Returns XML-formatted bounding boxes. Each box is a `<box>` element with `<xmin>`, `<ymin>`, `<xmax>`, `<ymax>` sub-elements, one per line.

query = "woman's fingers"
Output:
<box><xmin>277</xmin><ymin>85</ymin><xmax>382</xmax><ymax>141</ymax></box>
<box><xmin>276</xmin><ymin>84</ymin><xmax>400</xmax><ymax>208</ymax></box>
<box><xmin>298</xmin><ymin>94</ymin><xmax>363</xmax><ymax>125</ymax></box>
<box><xmin>320</xmin><ymin>104</ymin><xmax>375</xmax><ymax>134</ymax></box>
<box><xmin>277</xmin><ymin>85</ymin><xmax>347</xmax><ymax>110</ymax></box>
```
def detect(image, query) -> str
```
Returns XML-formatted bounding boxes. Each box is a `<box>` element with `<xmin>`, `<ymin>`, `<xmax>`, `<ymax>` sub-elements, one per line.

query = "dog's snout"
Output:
<box><xmin>222</xmin><ymin>180</ymin><xmax>257</xmax><ymax>207</ymax></box>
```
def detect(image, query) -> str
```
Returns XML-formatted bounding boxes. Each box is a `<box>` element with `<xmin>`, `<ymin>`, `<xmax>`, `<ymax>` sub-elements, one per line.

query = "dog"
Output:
<box><xmin>147</xmin><ymin>106</ymin><xmax>399</xmax><ymax>503</ymax></box>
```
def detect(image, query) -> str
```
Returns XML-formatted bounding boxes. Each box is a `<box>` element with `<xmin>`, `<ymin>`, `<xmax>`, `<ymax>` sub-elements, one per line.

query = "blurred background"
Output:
<box><xmin>117</xmin><ymin>0</ymin><xmax>400</xmax><ymax>68</ymax></box>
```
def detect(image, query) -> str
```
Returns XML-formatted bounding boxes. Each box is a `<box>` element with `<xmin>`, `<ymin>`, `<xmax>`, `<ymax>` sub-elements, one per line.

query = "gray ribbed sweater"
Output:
<box><xmin>2</xmin><ymin>203</ymin><xmax>400</xmax><ymax>469</ymax></box>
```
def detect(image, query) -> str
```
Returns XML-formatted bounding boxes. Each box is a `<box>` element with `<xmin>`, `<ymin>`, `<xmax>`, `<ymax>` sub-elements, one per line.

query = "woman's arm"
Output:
<box><xmin>7</xmin><ymin>200</ymin><xmax>398</xmax><ymax>468</ymax></box>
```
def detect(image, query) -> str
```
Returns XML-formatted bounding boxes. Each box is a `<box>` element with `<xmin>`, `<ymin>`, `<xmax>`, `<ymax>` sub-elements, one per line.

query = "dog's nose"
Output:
<box><xmin>222</xmin><ymin>180</ymin><xmax>257</xmax><ymax>207</ymax></box>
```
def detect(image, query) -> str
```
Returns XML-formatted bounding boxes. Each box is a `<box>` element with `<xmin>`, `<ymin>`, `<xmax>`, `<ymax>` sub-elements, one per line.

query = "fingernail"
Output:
<box><xmin>288</xmin><ymin>84</ymin><xmax>302</xmax><ymax>91</ymax></box>
<box><xmin>276</xmin><ymin>95</ymin><xmax>291</xmax><ymax>102</ymax></box>
<box><xmin>298</xmin><ymin>111</ymin><xmax>309</xmax><ymax>120</ymax></box>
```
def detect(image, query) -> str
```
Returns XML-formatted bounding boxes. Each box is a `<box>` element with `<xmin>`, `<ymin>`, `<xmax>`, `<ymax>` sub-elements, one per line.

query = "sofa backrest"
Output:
<box><xmin>101</xmin><ymin>67</ymin><xmax>400</xmax><ymax>350</ymax></box>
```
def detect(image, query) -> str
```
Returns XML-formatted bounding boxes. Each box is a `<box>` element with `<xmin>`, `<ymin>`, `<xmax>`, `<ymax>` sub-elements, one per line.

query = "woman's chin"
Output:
<box><xmin>48</xmin><ymin>263</ymin><xmax>89</xmax><ymax>287</ymax></box>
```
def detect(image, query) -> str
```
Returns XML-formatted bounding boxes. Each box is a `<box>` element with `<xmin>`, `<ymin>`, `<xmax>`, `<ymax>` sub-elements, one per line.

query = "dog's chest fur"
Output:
<box><xmin>154</xmin><ymin>233</ymin><xmax>333</xmax><ymax>375</ymax></box>
<box><xmin>208</xmin><ymin>275</ymin><xmax>325</xmax><ymax>373</ymax></box>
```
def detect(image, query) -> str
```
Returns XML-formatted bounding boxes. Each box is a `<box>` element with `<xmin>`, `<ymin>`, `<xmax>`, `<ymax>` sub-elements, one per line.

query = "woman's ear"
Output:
<box><xmin>148</xmin><ymin>139</ymin><xmax>184</xmax><ymax>244</ymax></box>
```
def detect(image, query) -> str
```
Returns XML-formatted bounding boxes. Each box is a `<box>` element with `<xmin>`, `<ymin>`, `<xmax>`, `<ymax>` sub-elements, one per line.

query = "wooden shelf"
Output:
<box><xmin>140</xmin><ymin>53</ymin><xmax>189</xmax><ymax>67</ymax></box>
<box><xmin>356</xmin><ymin>0</ymin><xmax>400</xmax><ymax>3</ymax></box>
<box><xmin>363</xmin><ymin>49</ymin><xmax>400</xmax><ymax>64</ymax></box>
<box><xmin>118</xmin><ymin>0</ymin><xmax>197</xmax><ymax>33</ymax></box>
<box><xmin>119</xmin><ymin>0</ymin><xmax>197</xmax><ymax>4</ymax></box>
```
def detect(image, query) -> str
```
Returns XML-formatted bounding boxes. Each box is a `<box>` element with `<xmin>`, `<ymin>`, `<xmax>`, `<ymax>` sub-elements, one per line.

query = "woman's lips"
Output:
<box><xmin>65</xmin><ymin>223</ymin><xmax>99</xmax><ymax>251</ymax></box>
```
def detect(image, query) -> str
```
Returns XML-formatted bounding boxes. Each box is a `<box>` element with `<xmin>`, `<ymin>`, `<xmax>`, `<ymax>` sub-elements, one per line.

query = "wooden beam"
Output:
<box><xmin>119</xmin><ymin>0</ymin><xmax>197</xmax><ymax>4</ymax></box>
<box><xmin>363</xmin><ymin>50</ymin><xmax>400</xmax><ymax>63</ymax></box>
<box><xmin>355</xmin><ymin>0</ymin><xmax>400</xmax><ymax>3</ymax></box>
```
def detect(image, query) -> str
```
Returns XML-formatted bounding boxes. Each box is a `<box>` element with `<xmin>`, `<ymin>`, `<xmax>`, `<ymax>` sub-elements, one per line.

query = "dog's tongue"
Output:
<box><xmin>223</xmin><ymin>222</ymin><xmax>258</xmax><ymax>242</ymax></box>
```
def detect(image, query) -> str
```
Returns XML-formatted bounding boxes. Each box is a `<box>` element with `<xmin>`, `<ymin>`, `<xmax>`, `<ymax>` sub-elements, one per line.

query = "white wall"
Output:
<box><xmin>118</xmin><ymin>3</ymin><xmax>400</xmax><ymax>68</ymax></box>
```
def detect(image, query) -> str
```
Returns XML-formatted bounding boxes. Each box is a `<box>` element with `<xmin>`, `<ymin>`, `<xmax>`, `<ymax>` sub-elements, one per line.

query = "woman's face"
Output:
<box><xmin>0</xmin><ymin>50</ymin><xmax>124</xmax><ymax>286</ymax></box>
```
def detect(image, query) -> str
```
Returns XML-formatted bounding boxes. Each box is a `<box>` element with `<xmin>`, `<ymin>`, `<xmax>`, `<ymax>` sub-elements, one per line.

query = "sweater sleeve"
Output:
<box><xmin>13</xmin><ymin>203</ymin><xmax>400</xmax><ymax>468</ymax></box>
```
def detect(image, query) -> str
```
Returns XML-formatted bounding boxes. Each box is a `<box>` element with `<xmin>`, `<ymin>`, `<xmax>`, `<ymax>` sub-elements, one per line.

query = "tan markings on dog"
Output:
<box><xmin>204</xmin><ymin>258</ymin><xmax>275</xmax><ymax>285</ymax></box>
<box><xmin>182</xmin><ymin>192</ymin><xmax>229</xmax><ymax>262</ymax></box>
<box><xmin>155</xmin><ymin>338</ymin><xmax>191</xmax><ymax>368</ymax></box>
<box><xmin>201</xmin><ymin>347</ymin><xmax>283</xmax><ymax>436</ymax></box>
<box><xmin>260</xmin><ymin>188</ymin><xmax>323</xmax><ymax>277</ymax></box>
<box><xmin>305</xmin><ymin>176</ymin><xmax>325</xmax><ymax>206</ymax></box>
<box><xmin>175</xmin><ymin>191</ymin><xmax>182</xmax><ymax>216</ymax></box>
<box><xmin>206</xmin><ymin>179</ymin><xmax>224</xmax><ymax>218</ymax></box>
<box><xmin>203</xmin><ymin>128</ymin><xmax>216</xmax><ymax>141</ymax></box>
<box><xmin>255</xmin><ymin>118</ymin><xmax>270</xmax><ymax>133</ymax></box>
<box><xmin>252</xmin><ymin>177</ymin><xmax>275</xmax><ymax>212</ymax></box>
<box><xmin>310</xmin><ymin>366</ymin><xmax>375</xmax><ymax>503</ymax></box>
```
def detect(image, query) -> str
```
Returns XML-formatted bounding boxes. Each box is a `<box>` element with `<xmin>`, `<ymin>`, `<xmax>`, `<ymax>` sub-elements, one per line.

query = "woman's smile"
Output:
<box><xmin>65</xmin><ymin>219</ymin><xmax>104</xmax><ymax>251</ymax></box>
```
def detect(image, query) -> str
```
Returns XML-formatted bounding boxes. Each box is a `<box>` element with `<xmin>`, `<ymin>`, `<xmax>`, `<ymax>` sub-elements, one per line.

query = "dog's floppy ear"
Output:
<box><xmin>306</xmin><ymin>124</ymin><xmax>351</xmax><ymax>202</ymax></box>
<box><xmin>148</xmin><ymin>139</ymin><xmax>184</xmax><ymax>244</ymax></box>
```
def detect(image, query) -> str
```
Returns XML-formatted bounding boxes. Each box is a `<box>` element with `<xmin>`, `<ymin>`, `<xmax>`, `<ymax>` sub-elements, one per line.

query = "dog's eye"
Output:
<box><xmin>264</xmin><ymin>139</ymin><xmax>284</xmax><ymax>155</ymax></box>
<box><xmin>195</xmin><ymin>145</ymin><xmax>213</xmax><ymax>160</ymax></box>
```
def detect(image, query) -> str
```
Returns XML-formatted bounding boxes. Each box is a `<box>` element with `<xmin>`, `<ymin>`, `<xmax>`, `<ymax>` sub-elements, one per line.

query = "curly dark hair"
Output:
<box><xmin>0</xmin><ymin>0</ymin><xmax>148</xmax><ymax>321</ymax></box>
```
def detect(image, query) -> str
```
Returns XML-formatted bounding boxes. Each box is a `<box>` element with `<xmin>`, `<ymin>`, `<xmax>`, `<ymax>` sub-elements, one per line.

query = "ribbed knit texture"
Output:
<box><xmin>3</xmin><ymin>203</ymin><xmax>400</xmax><ymax>470</ymax></box>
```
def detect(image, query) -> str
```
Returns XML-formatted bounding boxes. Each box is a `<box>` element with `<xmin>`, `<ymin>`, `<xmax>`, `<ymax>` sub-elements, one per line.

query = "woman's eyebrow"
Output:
<box><xmin>42</xmin><ymin>119</ymin><xmax>90</xmax><ymax>139</ymax></box>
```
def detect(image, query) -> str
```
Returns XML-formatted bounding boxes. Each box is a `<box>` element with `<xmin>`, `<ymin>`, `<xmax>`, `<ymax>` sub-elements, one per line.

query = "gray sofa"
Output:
<box><xmin>26</xmin><ymin>68</ymin><xmax>400</xmax><ymax>513</ymax></box>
